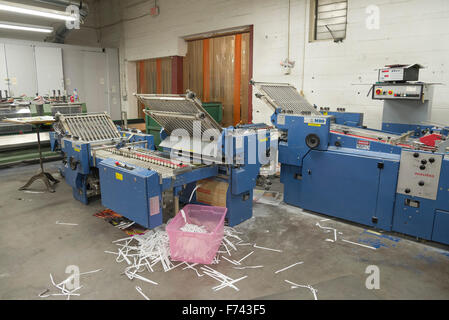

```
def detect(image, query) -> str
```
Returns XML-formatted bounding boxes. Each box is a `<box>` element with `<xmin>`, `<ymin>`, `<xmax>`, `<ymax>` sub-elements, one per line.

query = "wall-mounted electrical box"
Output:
<box><xmin>378</xmin><ymin>64</ymin><xmax>422</xmax><ymax>82</ymax></box>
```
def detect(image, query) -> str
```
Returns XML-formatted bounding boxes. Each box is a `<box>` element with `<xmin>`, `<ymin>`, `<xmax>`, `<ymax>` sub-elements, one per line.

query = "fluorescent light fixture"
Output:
<box><xmin>0</xmin><ymin>0</ymin><xmax>76</xmax><ymax>21</ymax></box>
<box><xmin>0</xmin><ymin>21</ymin><xmax>53</xmax><ymax>33</ymax></box>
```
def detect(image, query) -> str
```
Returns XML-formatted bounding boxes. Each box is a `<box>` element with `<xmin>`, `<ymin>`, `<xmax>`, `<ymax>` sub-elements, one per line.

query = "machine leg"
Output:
<box><xmin>19</xmin><ymin>125</ymin><xmax>60</xmax><ymax>193</ymax></box>
<box><xmin>19</xmin><ymin>172</ymin><xmax>58</xmax><ymax>193</ymax></box>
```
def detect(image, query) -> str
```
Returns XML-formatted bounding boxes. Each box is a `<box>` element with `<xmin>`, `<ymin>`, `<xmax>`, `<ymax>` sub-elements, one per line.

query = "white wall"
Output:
<box><xmin>96</xmin><ymin>0</ymin><xmax>449</xmax><ymax>127</ymax></box>
<box><xmin>0</xmin><ymin>38</ymin><xmax>121</xmax><ymax>119</ymax></box>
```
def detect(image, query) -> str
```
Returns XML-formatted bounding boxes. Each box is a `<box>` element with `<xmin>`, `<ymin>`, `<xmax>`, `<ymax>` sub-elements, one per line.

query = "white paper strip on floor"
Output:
<box><xmin>274</xmin><ymin>262</ymin><xmax>304</xmax><ymax>274</ymax></box>
<box><xmin>341</xmin><ymin>239</ymin><xmax>377</xmax><ymax>250</ymax></box>
<box><xmin>285</xmin><ymin>280</ymin><xmax>318</xmax><ymax>300</ymax></box>
<box><xmin>253</xmin><ymin>244</ymin><xmax>282</xmax><ymax>253</ymax></box>
<box><xmin>316</xmin><ymin>222</ymin><xmax>337</xmax><ymax>242</ymax></box>
<box><xmin>136</xmin><ymin>286</ymin><xmax>150</xmax><ymax>300</ymax></box>
<box><xmin>237</xmin><ymin>251</ymin><xmax>254</xmax><ymax>264</ymax></box>
<box><xmin>55</xmin><ymin>221</ymin><xmax>78</xmax><ymax>226</ymax></box>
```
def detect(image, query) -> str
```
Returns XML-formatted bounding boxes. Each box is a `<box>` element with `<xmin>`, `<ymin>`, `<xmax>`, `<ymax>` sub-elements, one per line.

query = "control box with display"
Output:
<box><xmin>378</xmin><ymin>64</ymin><xmax>421</xmax><ymax>82</ymax></box>
<box><xmin>372</xmin><ymin>83</ymin><xmax>429</xmax><ymax>101</ymax></box>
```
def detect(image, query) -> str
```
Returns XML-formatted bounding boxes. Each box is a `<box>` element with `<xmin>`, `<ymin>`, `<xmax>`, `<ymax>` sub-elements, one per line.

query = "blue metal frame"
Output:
<box><xmin>53</xmin><ymin>124</ymin><xmax>267</xmax><ymax>229</ymax></box>
<box><xmin>382</xmin><ymin>122</ymin><xmax>449</xmax><ymax>137</ymax></box>
<box><xmin>321</xmin><ymin>111</ymin><xmax>364</xmax><ymax>127</ymax></box>
<box><xmin>271</xmin><ymin>109</ymin><xmax>449</xmax><ymax>245</ymax></box>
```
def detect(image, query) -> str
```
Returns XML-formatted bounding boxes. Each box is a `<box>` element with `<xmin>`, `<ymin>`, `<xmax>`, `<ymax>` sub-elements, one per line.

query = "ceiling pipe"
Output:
<box><xmin>32</xmin><ymin>0</ymin><xmax>89</xmax><ymax>43</ymax></box>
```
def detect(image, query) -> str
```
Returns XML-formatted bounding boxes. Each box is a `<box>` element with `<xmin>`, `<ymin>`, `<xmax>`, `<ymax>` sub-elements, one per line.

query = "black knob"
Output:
<box><xmin>405</xmin><ymin>188</ymin><xmax>411</xmax><ymax>194</ymax></box>
<box><xmin>421</xmin><ymin>160</ymin><xmax>427</xmax><ymax>165</ymax></box>
<box><xmin>305</xmin><ymin>134</ymin><xmax>320</xmax><ymax>149</ymax></box>
<box><xmin>413</xmin><ymin>153</ymin><xmax>419</xmax><ymax>158</ymax></box>
<box><xmin>420</xmin><ymin>165</ymin><xmax>426</xmax><ymax>170</ymax></box>
<box><xmin>418</xmin><ymin>181</ymin><xmax>425</xmax><ymax>186</ymax></box>
<box><xmin>429</xmin><ymin>158</ymin><xmax>435</xmax><ymax>163</ymax></box>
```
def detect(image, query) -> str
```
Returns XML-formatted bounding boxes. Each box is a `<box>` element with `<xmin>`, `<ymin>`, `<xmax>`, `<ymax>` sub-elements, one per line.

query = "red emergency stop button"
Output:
<box><xmin>388</xmin><ymin>90</ymin><xmax>393</xmax><ymax>95</ymax></box>
<box><xmin>376</xmin><ymin>89</ymin><xmax>382</xmax><ymax>95</ymax></box>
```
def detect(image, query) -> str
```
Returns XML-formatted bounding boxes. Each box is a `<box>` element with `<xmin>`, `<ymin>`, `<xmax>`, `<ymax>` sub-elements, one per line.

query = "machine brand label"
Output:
<box><xmin>115</xmin><ymin>172</ymin><xmax>123</xmax><ymax>181</ymax></box>
<box><xmin>304</xmin><ymin>117</ymin><xmax>326</xmax><ymax>125</ymax></box>
<box><xmin>414</xmin><ymin>172</ymin><xmax>435</xmax><ymax>179</ymax></box>
<box><xmin>356</xmin><ymin>140</ymin><xmax>370</xmax><ymax>150</ymax></box>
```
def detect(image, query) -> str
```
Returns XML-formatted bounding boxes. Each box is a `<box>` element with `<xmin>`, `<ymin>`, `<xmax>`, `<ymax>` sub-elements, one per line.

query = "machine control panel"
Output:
<box><xmin>373</xmin><ymin>83</ymin><xmax>427</xmax><ymax>101</ymax></box>
<box><xmin>396</xmin><ymin>150</ymin><xmax>443</xmax><ymax>200</ymax></box>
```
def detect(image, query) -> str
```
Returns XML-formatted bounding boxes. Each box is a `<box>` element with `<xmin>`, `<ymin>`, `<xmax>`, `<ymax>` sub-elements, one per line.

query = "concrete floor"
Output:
<box><xmin>0</xmin><ymin>162</ymin><xmax>448</xmax><ymax>300</ymax></box>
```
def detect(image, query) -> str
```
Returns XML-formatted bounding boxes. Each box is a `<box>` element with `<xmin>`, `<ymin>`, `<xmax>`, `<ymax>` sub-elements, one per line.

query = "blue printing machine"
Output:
<box><xmin>51</xmin><ymin>94</ymin><xmax>270</xmax><ymax>229</ymax></box>
<box><xmin>381</xmin><ymin>123</ymin><xmax>449</xmax><ymax>138</ymax></box>
<box><xmin>319</xmin><ymin>109</ymin><xmax>365</xmax><ymax>128</ymax></box>
<box><xmin>252</xmin><ymin>81</ymin><xmax>449</xmax><ymax>245</ymax></box>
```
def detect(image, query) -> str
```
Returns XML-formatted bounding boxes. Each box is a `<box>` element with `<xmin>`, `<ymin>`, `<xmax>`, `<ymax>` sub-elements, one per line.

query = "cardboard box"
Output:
<box><xmin>196</xmin><ymin>179</ymin><xmax>229</xmax><ymax>208</ymax></box>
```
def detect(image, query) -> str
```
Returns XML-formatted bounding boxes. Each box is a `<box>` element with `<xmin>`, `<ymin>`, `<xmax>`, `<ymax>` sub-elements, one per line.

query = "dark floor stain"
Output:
<box><xmin>415</xmin><ymin>254</ymin><xmax>437</xmax><ymax>264</ymax></box>
<box><xmin>358</xmin><ymin>237</ymin><xmax>389</xmax><ymax>249</ymax></box>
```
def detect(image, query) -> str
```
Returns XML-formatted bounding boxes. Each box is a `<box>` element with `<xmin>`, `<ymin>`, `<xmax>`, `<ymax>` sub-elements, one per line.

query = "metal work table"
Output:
<box><xmin>0</xmin><ymin>132</ymin><xmax>51</xmax><ymax>151</ymax></box>
<box><xmin>2</xmin><ymin>117</ymin><xmax>59</xmax><ymax>192</ymax></box>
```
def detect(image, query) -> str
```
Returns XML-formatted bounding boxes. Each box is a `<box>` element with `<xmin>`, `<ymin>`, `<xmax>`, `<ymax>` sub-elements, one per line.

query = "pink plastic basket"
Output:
<box><xmin>166</xmin><ymin>204</ymin><xmax>227</xmax><ymax>265</ymax></box>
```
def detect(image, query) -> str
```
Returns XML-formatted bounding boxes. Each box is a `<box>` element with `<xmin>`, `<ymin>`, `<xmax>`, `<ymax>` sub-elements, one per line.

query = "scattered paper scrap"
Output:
<box><xmin>180</xmin><ymin>223</ymin><xmax>208</xmax><ymax>233</ymax></box>
<box><xmin>201</xmin><ymin>265</ymin><xmax>248</xmax><ymax>292</ymax></box>
<box><xmin>56</xmin><ymin>221</ymin><xmax>78</xmax><ymax>226</ymax></box>
<box><xmin>40</xmin><ymin>268</ymin><xmax>101</xmax><ymax>300</ymax></box>
<box><xmin>274</xmin><ymin>262</ymin><xmax>303</xmax><ymax>274</ymax></box>
<box><xmin>341</xmin><ymin>239</ymin><xmax>377</xmax><ymax>250</ymax></box>
<box><xmin>233</xmin><ymin>266</ymin><xmax>263</xmax><ymax>270</ymax></box>
<box><xmin>253</xmin><ymin>244</ymin><xmax>282</xmax><ymax>253</ymax></box>
<box><xmin>316</xmin><ymin>222</ymin><xmax>337</xmax><ymax>242</ymax></box>
<box><xmin>107</xmin><ymin>225</ymin><xmax>248</xmax><ymax>292</ymax></box>
<box><xmin>136</xmin><ymin>286</ymin><xmax>150</xmax><ymax>300</ymax></box>
<box><xmin>285</xmin><ymin>280</ymin><xmax>318</xmax><ymax>300</ymax></box>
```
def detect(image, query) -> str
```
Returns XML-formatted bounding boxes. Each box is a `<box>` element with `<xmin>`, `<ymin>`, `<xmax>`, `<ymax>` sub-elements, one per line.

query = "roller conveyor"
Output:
<box><xmin>252</xmin><ymin>81</ymin><xmax>321</xmax><ymax>115</ymax></box>
<box><xmin>93</xmin><ymin>148</ymin><xmax>197</xmax><ymax>179</ymax></box>
<box><xmin>136</xmin><ymin>92</ymin><xmax>222</xmax><ymax>138</ymax></box>
<box><xmin>55</xmin><ymin>112</ymin><xmax>121</xmax><ymax>142</ymax></box>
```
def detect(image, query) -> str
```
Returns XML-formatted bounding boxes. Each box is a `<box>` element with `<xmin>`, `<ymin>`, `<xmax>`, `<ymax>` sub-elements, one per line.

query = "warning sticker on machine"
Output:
<box><xmin>277</xmin><ymin>114</ymin><xmax>286</xmax><ymax>125</ymax></box>
<box><xmin>149</xmin><ymin>196</ymin><xmax>160</xmax><ymax>216</ymax></box>
<box><xmin>115</xmin><ymin>172</ymin><xmax>123</xmax><ymax>181</ymax></box>
<box><xmin>72</xmin><ymin>142</ymin><xmax>81</xmax><ymax>152</ymax></box>
<box><xmin>356</xmin><ymin>140</ymin><xmax>371</xmax><ymax>150</ymax></box>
